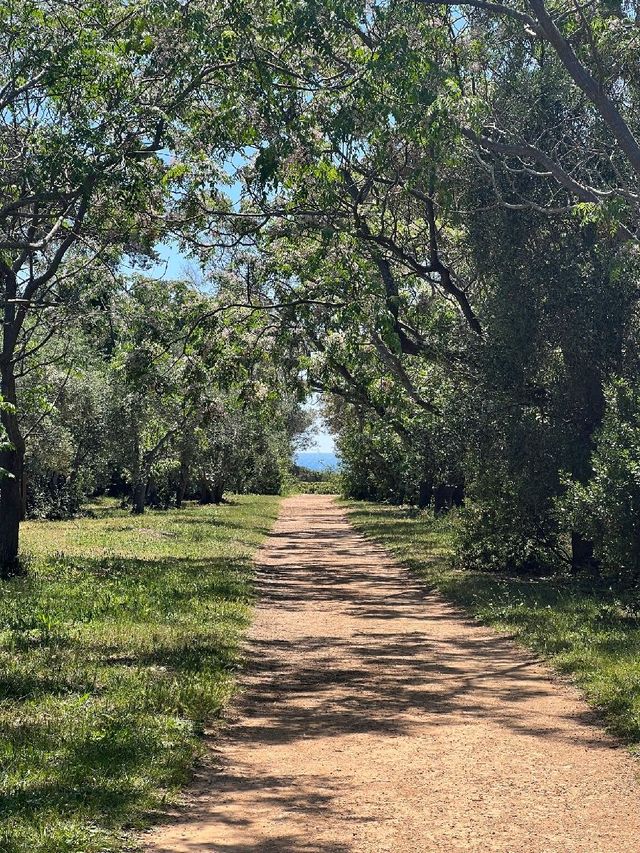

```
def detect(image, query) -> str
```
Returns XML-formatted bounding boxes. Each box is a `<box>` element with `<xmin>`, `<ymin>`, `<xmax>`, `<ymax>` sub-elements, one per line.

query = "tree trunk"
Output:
<box><xmin>0</xmin><ymin>364</ymin><xmax>25</xmax><ymax>576</ymax></box>
<box><xmin>418</xmin><ymin>479</ymin><xmax>432</xmax><ymax>509</ymax></box>
<box><xmin>434</xmin><ymin>484</ymin><xmax>456</xmax><ymax>516</ymax></box>
<box><xmin>434</xmin><ymin>484</ymin><xmax>448</xmax><ymax>516</ymax></box>
<box><xmin>212</xmin><ymin>482</ymin><xmax>224</xmax><ymax>504</ymax></box>
<box><xmin>568</xmin><ymin>364</ymin><xmax>605</xmax><ymax>573</ymax></box>
<box><xmin>146</xmin><ymin>478</ymin><xmax>159</xmax><ymax>507</ymax></box>
<box><xmin>132</xmin><ymin>481</ymin><xmax>146</xmax><ymax>515</ymax></box>
<box><xmin>452</xmin><ymin>481</ymin><xmax>465</xmax><ymax>508</ymax></box>
<box><xmin>176</xmin><ymin>450</ymin><xmax>190</xmax><ymax>508</ymax></box>
<box><xmin>199</xmin><ymin>475</ymin><xmax>214</xmax><ymax>505</ymax></box>
<box><xmin>571</xmin><ymin>531</ymin><xmax>596</xmax><ymax>574</ymax></box>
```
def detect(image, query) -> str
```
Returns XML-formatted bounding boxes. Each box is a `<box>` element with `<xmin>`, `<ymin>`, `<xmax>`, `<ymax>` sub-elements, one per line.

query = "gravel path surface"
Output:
<box><xmin>147</xmin><ymin>494</ymin><xmax>640</xmax><ymax>852</ymax></box>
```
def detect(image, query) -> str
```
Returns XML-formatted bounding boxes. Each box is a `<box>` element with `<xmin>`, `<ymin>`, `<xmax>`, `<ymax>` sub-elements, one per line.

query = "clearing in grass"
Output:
<box><xmin>0</xmin><ymin>495</ymin><xmax>280</xmax><ymax>853</ymax></box>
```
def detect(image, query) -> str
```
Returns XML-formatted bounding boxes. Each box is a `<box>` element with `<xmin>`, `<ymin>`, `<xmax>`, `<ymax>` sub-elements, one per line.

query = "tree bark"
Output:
<box><xmin>0</xmin><ymin>364</ymin><xmax>25</xmax><ymax>576</ymax></box>
<box><xmin>132</xmin><ymin>481</ymin><xmax>146</xmax><ymax>515</ymax></box>
<box><xmin>199</xmin><ymin>475</ymin><xmax>214</xmax><ymax>505</ymax></box>
<box><xmin>452</xmin><ymin>481</ymin><xmax>465</xmax><ymax>508</ymax></box>
<box><xmin>571</xmin><ymin>531</ymin><xmax>596</xmax><ymax>574</ymax></box>
<box><xmin>568</xmin><ymin>364</ymin><xmax>605</xmax><ymax>573</ymax></box>
<box><xmin>0</xmin><ymin>258</ymin><xmax>25</xmax><ymax>574</ymax></box>
<box><xmin>176</xmin><ymin>448</ymin><xmax>190</xmax><ymax>508</ymax></box>
<box><xmin>146</xmin><ymin>478</ymin><xmax>160</xmax><ymax>507</ymax></box>
<box><xmin>434</xmin><ymin>484</ymin><xmax>448</xmax><ymax>516</ymax></box>
<box><xmin>418</xmin><ymin>479</ymin><xmax>433</xmax><ymax>509</ymax></box>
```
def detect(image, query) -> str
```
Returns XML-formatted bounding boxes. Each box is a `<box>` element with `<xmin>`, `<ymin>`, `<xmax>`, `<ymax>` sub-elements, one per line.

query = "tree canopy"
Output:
<box><xmin>2</xmin><ymin>0</ymin><xmax>640</xmax><ymax>583</ymax></box>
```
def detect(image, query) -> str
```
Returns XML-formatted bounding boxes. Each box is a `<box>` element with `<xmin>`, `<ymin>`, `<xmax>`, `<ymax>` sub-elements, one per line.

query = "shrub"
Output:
<box><xmin>561</xmin><ymin>379</ymin><xmax>640</xmax><ymax>583</ymax></box>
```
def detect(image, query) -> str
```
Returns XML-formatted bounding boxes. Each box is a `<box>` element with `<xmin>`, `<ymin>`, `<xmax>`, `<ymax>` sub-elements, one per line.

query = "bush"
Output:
<box><xmin>294</xmin><ymin>476</ymin><xmax>341</xmax><ymax>494</ymax></box>
<box><xmin>561</xmin><ymin>379</ymin><xmax>640</xmax><ymax>582</ymax></box>
<box><xmin>457</xmin><ymin>497</ymin><xmax>557</xmax><ymax>574</ymax></box>
<box><xmin>26</xmin><ymin>473</ymin><xmax>84</xmax><ymax>520</ymax></box>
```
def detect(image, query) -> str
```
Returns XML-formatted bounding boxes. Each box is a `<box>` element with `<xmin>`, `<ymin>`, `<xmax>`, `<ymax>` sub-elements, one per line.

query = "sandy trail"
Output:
<box><xmin>147</xmin><ymin>494</ymin><xmax>639</xmax><ymax>853</ymax></box>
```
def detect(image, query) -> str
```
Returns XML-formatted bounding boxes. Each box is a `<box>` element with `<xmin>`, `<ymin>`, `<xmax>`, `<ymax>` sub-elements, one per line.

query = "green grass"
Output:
<box><xmin>0</xmin><ymin>495</ymin><xmax>280</xmax><ymax>853</ymax></box>
<box><xmin>346</xmin><ymin>500</ymin><xmax>640</xmax><ymax>751</ymax></box>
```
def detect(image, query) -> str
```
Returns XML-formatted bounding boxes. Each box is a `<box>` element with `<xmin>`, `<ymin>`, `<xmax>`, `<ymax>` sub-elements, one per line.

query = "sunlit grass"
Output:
<box><xmin>0</xmin><ymin>496</ymin><xmax>280</xmax><ymax>853</ymax></box>
<box><xmin>346</xmin><ymin>500</ymin><xmax>640</xmax><ymax>751</ymax></box>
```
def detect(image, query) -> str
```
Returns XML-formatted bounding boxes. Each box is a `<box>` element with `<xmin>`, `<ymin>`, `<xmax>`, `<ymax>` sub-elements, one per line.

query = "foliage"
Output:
<box><xmin>0</xmin><ymin>0</ymin><xmax>275</xmax><ymax>563</ymax></box>
<box><xmin>0</xmin><ymin>495</ymin><xmax>280</xmax><ymax>852</ymax></box>
<box><xmin>0</xmin><ymin>398</ymin><xmax>12</xmax><ymax>479</ymax></box>
<box><xmin>3</xmin><ymin>0</ymin><xmax>640</xmax><ymax>838</ymax></box>
<box><xmin>561</xmin><ymin>379</ymin><xmax>640</xmax><ymax>582</ymax></box>
<box><xmin>206</xmin><ymin>0</ymin><xmax>640</xmax><ymax>579</ymax></box>
<box><xmin>2</xmin><ymin>0</ymin><xmax>640</xmax><ymax>586</ymax></box>
<box><xmin>291</xmin><ymin>478</ymin><xmax>341</xmax><ymax>494</ymax></box>
<box><xmin>18</xmin><ymin>276</ymin><xmax>307</xmax><ymax>519</ymax></box>
<box><xmin>288</xmin><ymin>463</ymin><xmax>342</xmax><ymax>494</ymax></box>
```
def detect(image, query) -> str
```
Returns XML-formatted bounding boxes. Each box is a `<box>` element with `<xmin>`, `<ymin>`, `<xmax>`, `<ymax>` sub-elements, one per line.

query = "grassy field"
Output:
<box><xmin>346</xmin><ymin>501</ymin><xmax>640</xmax><ymax>751</ymax></box>
<box><xmin>0</xmin><ymin>495</ymin><xmax>280</xmax><ymax>853</ymax></box>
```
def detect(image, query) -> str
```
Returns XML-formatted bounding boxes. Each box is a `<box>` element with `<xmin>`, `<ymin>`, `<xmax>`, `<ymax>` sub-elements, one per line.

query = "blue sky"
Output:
<box><xmin>303</xmin><ymin>393</ymin><xmax>335</xmax><ymax>452</ymax></box>
<box><xmin>310</xmin><ymin>431</ymin><xmax>336</xmax><ymax>453</ymax></box>
<box><xmin>306</xmin><ymin>418</ymin><xmax>336</xmax><ymax>453</ymax></box>
<box><xmin>122</xmin><ymin>240</ymin><xmax>189</xmax><ymax>281</ymax></box>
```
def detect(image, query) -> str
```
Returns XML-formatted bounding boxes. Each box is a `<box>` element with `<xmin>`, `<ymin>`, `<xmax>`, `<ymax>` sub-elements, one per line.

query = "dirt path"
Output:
<box><xmin>147</xmin><ymin>495</ymin><xmax>639</xmax><ymax>852</ymax></box>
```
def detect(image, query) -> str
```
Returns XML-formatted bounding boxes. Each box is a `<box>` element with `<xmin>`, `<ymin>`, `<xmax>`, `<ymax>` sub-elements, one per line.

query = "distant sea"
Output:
<box><xmin>294</xmin><ymin>451</ymin><xmax>341</xmax><ymax>472</ymax></box>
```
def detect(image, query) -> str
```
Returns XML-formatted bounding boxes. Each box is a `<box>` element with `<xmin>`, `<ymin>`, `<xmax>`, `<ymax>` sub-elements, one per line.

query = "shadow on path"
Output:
<box><xmin>146</xmin><ymin>495</ymin><xmax>639</xmax><ymax>853</ymax></box>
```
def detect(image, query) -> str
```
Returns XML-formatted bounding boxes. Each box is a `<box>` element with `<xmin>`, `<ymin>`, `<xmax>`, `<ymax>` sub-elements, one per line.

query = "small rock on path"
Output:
<box><xmin>147</xmin><ymin>494</ymin><xmax>639</xmax><ymax>852</ymax></box>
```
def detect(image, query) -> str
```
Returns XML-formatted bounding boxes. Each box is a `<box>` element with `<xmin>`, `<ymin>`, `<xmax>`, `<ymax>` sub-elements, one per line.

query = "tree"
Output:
<box><xmin>205</xmin><ymin>0</ymin><xmax>639</xmax><ymax>573</ymax></box>
<box><xmin>422</xmin><ymin>0</ymin><xmax>640</xmax><ymax>234</ymax></box>
<box><xmin>0</xmin><ymin>0</ymin><xmax>251</xmax><ymax>569</ymax></box>
<box><xmin>14</xmin><ymin>268</ymin><xmax>310</xmax><ymax>518</ymax></box>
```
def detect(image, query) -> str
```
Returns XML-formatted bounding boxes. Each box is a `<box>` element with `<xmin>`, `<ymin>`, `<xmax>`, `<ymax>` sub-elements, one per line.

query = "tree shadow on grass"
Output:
<box><xmin>0</xmin><ymin>549</ymin><xmax>257</xmax><ymax>843</ymax></box>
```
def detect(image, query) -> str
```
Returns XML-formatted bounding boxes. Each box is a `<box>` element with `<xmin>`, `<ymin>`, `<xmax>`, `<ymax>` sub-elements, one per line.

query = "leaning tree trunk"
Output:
<box><xmin>0</xmin><ymin>362</ymin><xmax>25</xmax><ymax>576</ymax></box>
